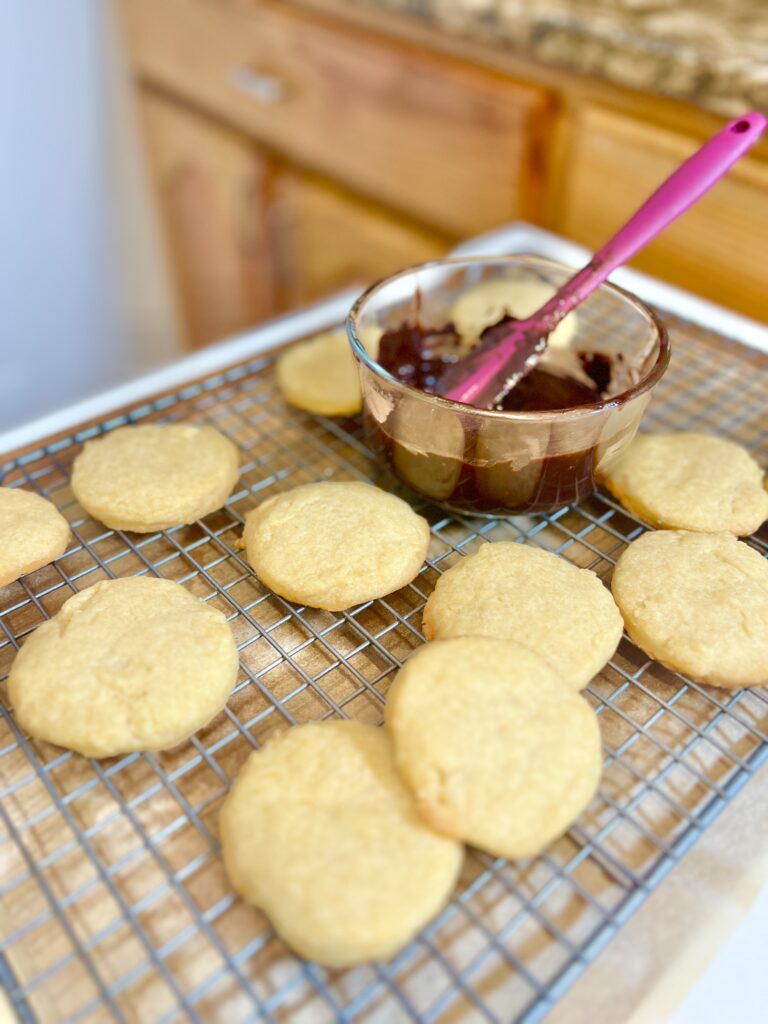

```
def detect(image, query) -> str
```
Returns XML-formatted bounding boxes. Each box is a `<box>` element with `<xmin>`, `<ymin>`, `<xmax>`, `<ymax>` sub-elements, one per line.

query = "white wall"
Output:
<box><xmin>0</xmin><ymin>0</ymin><xmax>179</xmax><ymax>433</ymax></box>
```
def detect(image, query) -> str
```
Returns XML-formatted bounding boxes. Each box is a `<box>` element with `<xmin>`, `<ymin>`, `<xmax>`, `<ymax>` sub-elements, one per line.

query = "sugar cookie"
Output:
<box><xmin>9</xmin><ymin>577</ymin><xmax>238</xmax><ymax>757</ymax></box>
<box><xmin>611</xmin><ymin>529</ymin><xmax>768</xmax><ymax>688</ymax></box>
<box><xmin>389</xmin><ymin>400</ymin><xmax>465</xmax><ymax>502</ymax></box>
<box><xmin>603</xmin><ymin>432</ymin><xmax>768</xmax><ymax>536</ymax></box>
<box><xmin>386</xmin><ymin>638</ymin><xmax>602</xmax><ymax>858</ymax></box>
<box><xmin>0</xmin><ymin>488</ymin><xmax>70</xmax><ymax>587</ymax></box>
<box><xmin>422</xmin><ymin>542</ymin><xmax>622</xmax><ymax>688</ymax></box>
<box><xmin>219</xmin><ymin>720</ymin><xmax>463</xmax><ymax>966</ymax></box>
<box><xmin>276</xmin><ymin>329</ymin><xmax>362</xmax><ymax>417</ymax></box>
<box><xmin>243</xmin><ymin>481</ymin><xmax>430</xmax><ymax>611</ymax></box>
<box><xmin>449</xmin><ymin>278</ymin><xmax>577</xmax><ymax>351</ymax></box>
<box><xmin>71</xmin><ymin>423</ymin><xmax>239</xmax><ymax>532</ymax></box>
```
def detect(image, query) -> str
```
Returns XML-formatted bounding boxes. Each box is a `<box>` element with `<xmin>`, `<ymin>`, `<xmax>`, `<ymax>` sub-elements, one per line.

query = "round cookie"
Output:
<box><xmin>386</xmin><ymin>638</ymin><xmax>602</xmax><ymax>858</ymax></box>
<box><xmin>276</xmin><ymin>329</ymin><xmax>362</xmax><ymax>417</ymax></box>
<box><xmin>219</xmin><ymin>720</ymin><xmax>463</xmax><ymax>966</ymax></box>
<box><xmin>243</xmin><ymin>481</ymin><xmax>430</xmax><ymax>611</ymax></box>
<box><xmin>0</xmin><ymin>487</ymin><xmax>70</xmax><ymax>587</ymax></box>
<box><xmin>449</xmin><ymin>278</ymin><xmax>578</xmax><ymax>352</ymax></box>
<box><xmin>422</xmin><ymin>542</ymin><xmax>623</xmax><ymax>689</ymax></box>
<box><xmin>390</xmin><ymin>400</ymin><xmax>465</xmax><ymax>502</ymax></box>
<box><xmin>603</xmin><ymin>432</ymin><xmax>768</xmax><ymax>536</ymax></box>
<box><xmin>611</xmin><ymin>529</ymin><xmax>768</xmax><ymax>688</ymax></box>
<box><xmin>71</xmin><ymin>423</ymin><xmax>240</xmax><ymax>532</ymax></box>
<box><xmin>9</xmin><ymin>576</ymin><xmax>239</xmax><ymax>757</ymax></box>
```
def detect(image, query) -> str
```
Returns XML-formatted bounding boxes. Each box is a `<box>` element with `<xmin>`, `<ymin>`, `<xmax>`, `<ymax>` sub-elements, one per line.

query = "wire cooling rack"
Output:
<box><xmin>0</xmin><ymin>305</ymin><xmax>766</xmax><ymax>1024</ymax></box>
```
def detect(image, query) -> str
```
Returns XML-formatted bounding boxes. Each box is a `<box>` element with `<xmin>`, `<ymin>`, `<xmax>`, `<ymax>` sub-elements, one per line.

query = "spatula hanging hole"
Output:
<box><xmin>730</xmin><ymin>120</ymin><xmax>751</xmax><ymax>134</ymax></box>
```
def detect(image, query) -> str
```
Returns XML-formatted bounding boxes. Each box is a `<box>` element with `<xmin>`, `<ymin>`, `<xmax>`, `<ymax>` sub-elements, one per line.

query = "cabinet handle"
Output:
<box><xmin>229</xmin><ymin>65</ymin><xmax>289</xmax><ymax>104</ymax></box>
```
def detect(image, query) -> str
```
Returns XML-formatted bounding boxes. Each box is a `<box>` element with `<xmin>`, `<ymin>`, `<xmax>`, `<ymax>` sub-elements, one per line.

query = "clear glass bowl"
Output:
<box><xmin>347</xmin><ymin>256</ymin><xmax>670</xmax><ymax>517</ymax></box>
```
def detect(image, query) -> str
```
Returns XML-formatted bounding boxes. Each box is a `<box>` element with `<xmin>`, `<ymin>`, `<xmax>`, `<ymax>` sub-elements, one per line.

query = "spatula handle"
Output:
<box><xmin>549</xmin><ymin>112</ymin><xmax>767</xmax><ymax>322</ymax></box>
<box><xmin>442</xmin><ymin>112</ymin><xmax>766</xmax><ymax>409</ymax></box>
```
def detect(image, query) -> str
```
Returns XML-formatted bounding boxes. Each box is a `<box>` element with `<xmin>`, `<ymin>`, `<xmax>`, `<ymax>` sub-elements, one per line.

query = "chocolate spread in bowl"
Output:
<box><xmin>369</xmin><ymin>317</ymin><xmax>633</xmax><ymax>515</ymax></box>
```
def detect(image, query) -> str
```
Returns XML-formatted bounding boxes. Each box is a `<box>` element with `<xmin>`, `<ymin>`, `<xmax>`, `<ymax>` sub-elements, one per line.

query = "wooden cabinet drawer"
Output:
<box><xmin>272</xmin><ymin>171</ymin><xmax>448</xmax><ymax>307</ymax></box>
<box><xmin>119</xmin><ymin>0</ymin><xmax>553</xmax><ymax>236</ymax></box>
<box><xmin>558</xmin><ymin>106</ymin><xmax>768</xmax><ymax>321</ymax></box>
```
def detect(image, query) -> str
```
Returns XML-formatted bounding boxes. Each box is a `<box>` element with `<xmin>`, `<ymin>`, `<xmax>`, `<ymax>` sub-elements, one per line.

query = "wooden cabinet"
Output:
<box><xmin>121</xmin><ymin>0</ymin><xmax>768</xmax><ymax>345</ymax></box>
<box><xmin>271</xmin><ymin>172</ymin><xmax>447</xmax><ymax>307</ymax></box>
<box><xmin>138</xmin><ymin>90</ymin><xmax>276</xmax><ymax>348</ymax></box>
<box><xmin>137</xmin><ymin>90</ymin><xmax>451</xmax><ymax>346</ymax></box>
<box><xmin>120</xmin><ymin>0</ymin><xmax>552</xmax><ymax>236</ymax></box>
<box><xmin>556</xmin><ymin>106</ymin><xmax>768</xmax><ymax>320</ymax></box>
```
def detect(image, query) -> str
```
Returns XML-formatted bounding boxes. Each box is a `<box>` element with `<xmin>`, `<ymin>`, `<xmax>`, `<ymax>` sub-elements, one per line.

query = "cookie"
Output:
<box><xmin>603</xmin><ymin>432</ymin><xmax>768</xmax><ymax>536</ymax></box>
<box><xmin>386</xmin><ymin>638</ymin><xmax>602</xmax><ymax>858</ymax></box>
<box><xmin>71</xmin><ymin>423</ymin><xmax>239</xmax><ymax>533</ymax></box>
<box><xmin>611</xmin><ymin>529</ymin><xmax>768</xmax><ymax>688</ymax></box>
<box><xmin>449</xmin><ymin>278</ymin><xmax>578</xmax><ymax>352</ymax></box>
<box><xmin>219</xmin><ymin>720</ymin><xmax>463</xmax><ymax>966</ymax></box>
<box><xmin>276</xmin><ymin>329</ymin><xmax>362</xmax><ymax>417</ymax></box>
<box><xmin>390</xmin><ymin>400</ymin><xmax>465</xmax><ymax>502</ymax></box>
<box><xmin>0</xmin><ymin>488</ymin><xmax>71</xmax><ymax>587</ymax></box>
<box><xmin>473</xmin><ymin>423</ymin><xmax>550</xmax><ymax>509</ymax></box>
<box><xmin>8</xmin><ymin>577</ymin><xmax>239</xmax><ymax>757</ymax></box>
<box><xmin>243</xmin><ymin>481</ymin><xmax>430</xmax><ymax>611</ymax></box>
<box><xmin>422</xmin><ymin>542</ymin><xmax>623</xmax><ymax>689</ymax></box>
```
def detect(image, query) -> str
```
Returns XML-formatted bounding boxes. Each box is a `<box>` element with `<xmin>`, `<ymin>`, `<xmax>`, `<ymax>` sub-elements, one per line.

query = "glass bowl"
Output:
<box><xmin>346</xmin><ymin>256</ymin><xmax>670</xmax><ymax>517</ymax></box>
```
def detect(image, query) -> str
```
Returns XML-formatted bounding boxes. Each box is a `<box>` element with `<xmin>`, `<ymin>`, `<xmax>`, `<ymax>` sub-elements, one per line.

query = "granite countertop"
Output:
<box><xmin>350</xmin><ymin>0</ymin><xmax>768</xmax><ymax>116</ymax></box>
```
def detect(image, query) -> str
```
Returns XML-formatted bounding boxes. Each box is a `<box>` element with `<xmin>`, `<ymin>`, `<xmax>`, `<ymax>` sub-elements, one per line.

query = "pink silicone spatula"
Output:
<box><xmin>439</xmin><ymin>111</ymin><xmax>767</xmax><ymax>409</ymax></box>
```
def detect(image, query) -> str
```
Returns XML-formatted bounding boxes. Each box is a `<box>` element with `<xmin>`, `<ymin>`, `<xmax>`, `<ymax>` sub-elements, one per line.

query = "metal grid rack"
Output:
<box><xmin>0</xmin><ymin>308</ymin><xmax>766</xmax><ymax>1024</ymax></box>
